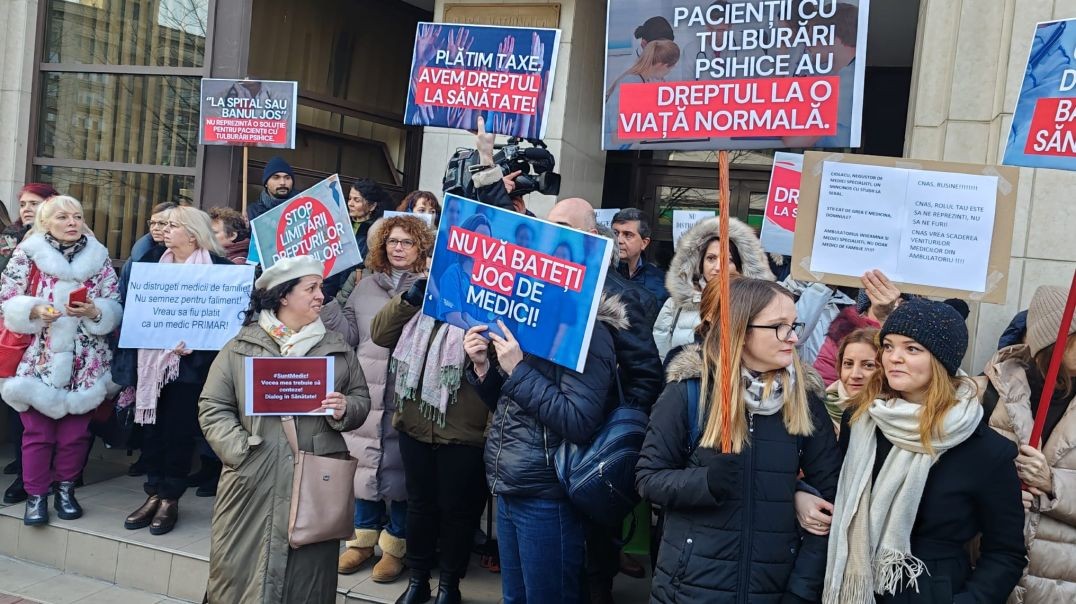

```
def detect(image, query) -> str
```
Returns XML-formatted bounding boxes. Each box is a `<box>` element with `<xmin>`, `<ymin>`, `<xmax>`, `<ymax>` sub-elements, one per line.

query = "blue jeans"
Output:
<box><xmin>497</xmin><ymin>495</ymin><xmax>585</xmax><ymax>604</ymax></box>
<box><xmin>354</xmin><ymin>498</ymin><xmax>407</xmax><ymax>538</ymax></box>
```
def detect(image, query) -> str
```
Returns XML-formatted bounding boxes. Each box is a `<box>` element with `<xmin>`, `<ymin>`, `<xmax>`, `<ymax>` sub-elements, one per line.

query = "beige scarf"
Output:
<box><xmin>823</xmin><ymin>384</ymin><xmax>982</xmax><ymax>603</ymax></box>
<box><xmin>257</xmin><ymin>310</ymin><xmax>326</xmax><ymax>357</ymax></box>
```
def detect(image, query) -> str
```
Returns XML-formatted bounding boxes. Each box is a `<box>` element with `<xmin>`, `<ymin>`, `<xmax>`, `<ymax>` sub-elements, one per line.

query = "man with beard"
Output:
<box><xmin>247</xmin><ymin>156</ymin><xmax>296</xmax><ymax>220</ymax></box>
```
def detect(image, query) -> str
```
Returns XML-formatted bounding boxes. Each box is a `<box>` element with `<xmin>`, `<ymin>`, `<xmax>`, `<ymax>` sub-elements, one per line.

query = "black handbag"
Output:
<box><xmin>554</xmin><ymin>375</ymin><xmax>648</xmax><ymax>526</ymax></box>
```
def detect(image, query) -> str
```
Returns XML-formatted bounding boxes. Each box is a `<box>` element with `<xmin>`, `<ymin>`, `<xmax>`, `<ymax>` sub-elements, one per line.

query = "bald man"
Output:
<box><xmin>546</xmin><ymin>196</ymin><xmax>663</xmax><ymax>601</ymax></box>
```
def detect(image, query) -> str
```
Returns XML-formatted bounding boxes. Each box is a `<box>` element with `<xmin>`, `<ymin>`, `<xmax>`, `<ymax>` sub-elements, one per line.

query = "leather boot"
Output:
<box><xmin>54</xmin><ymin>481</ymin><xmax>83</xmax><ymax>520</ymax></box>
<box><xmin>433</xmin><ymin>572</ymin><xmax>461</xmax><ymax>604</ymax></box>
<box><xmin>23</xmin><ymin>494</ymin><xmax>48</xmax><ymax>526</ymax></box>
<box><xmin>124</xmin><ymin>495</ymin><xmax>161</xmax><ymax>530</ymax></box>
<box><xmin>394</xmin><ymin>572</ymin><xmax>431</xmax><ymax>604</ymax></box>
<box><xmin>338</xmin><ymin>546</ymin><xmax>375</xmax><ymax>575</ymax></box>
<box><xmin>3</xmin><ymin>476</ymin><xmax>27</xmax><ymax>504</ymax></box>
<box><xmin>150</xmin><ymin>498</ymin><xmax>179</xmax><ymax>535</ymax></box>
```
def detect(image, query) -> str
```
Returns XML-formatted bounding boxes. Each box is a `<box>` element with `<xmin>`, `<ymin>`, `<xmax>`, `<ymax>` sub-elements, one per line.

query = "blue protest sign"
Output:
<box><xmin>405</xmin><ymin>23</ymin><xmax>561</xmax><ymax>139</ymax></box>
<box><xmin>425</xmin><ymin>194</ymin><xmax>613</xmax><ymax>372</ymax></box>
<box><xmin>1004</xmin><ymin>19</ymin><xmax>1076</xmax><ymax>170</ymax></box>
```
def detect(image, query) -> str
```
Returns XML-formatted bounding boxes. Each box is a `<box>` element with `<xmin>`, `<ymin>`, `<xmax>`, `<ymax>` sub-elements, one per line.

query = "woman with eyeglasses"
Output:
<box><xmin>638</xmin><ymin>277</ymin><xmax>841</xmax><ymax>603</ymax></box>
<box><xmin>321</xmin><ymin>215</ymin><xmax>434</xmax><ymax>583</ymax></box>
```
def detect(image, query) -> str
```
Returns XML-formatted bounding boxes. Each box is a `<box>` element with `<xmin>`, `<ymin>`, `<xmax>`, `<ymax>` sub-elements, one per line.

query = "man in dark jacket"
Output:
<box><xmin>246</xmin><ymin>156</ymin><xmax>296</xmax><ymax>220</ymax></box>
<box><xmin>612</xmin><ymin>208</ymin><xmax>668</xmax><ymax>305</ymax></box>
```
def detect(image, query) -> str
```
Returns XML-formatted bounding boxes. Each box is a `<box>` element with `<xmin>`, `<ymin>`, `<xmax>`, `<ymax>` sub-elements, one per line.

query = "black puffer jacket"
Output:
<box><xmin>471</xmin><ymin>295</ymin><xmax>624</xmax><ymax>499</ymax></box>
<box><xmin>637</xmin><ymin>346</ymin><xmax>841</xmax><ymax>603</ymax></box>
<box><xmin>603</xmin><ymin>269</ymin><xmax>662</xmax><ymax>411</ymax></box>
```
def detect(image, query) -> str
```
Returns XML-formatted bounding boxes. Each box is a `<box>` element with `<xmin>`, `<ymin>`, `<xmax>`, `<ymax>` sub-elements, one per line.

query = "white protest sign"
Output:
<box><xmin>809</xmin><ymin>162</ymin><xmax>997</xmax><ymax>292</ymax></box>
<box><xmin>595</xmin><ymin>208</ymin><xmax>620</xmax><ymax>230</ymax></box>
<box><xmin>383</xmin><ymin>210</ymin><xmax>434</xmax><ymax>227</ymax></box>
<box><xmin>119</xmin><ymin>263</ymin><xmax>255</xmax><ymax>350</ymax></box>
<box><xmin>672</xmin><ymin>210</ymin><xmax>716</xmax><ymax>247</ymax></box>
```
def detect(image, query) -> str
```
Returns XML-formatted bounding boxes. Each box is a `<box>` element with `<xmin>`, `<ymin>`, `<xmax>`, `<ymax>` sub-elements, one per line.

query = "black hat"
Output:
<box><xmin>880</xmin><ymin>299</ymin><xmax>968</xmax><ymax>376</ymax></box>
<box><xmin>262</xmin><ymin>156</ymin><xmax>294</xmax><ymax>186</ymax></box>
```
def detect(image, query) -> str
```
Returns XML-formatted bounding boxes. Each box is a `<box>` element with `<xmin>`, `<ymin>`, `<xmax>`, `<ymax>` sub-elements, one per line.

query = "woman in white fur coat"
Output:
<box><xmin>0</xmin><ymin>195</ymin><xmax>122</xmax><ymax>526</ymax></box>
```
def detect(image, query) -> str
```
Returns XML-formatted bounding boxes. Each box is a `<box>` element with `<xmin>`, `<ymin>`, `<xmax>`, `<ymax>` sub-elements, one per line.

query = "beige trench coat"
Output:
<box><xmin>198</xmin><ymin>324</ymin><xmax>371</xmax><ymax>604</ymax></box>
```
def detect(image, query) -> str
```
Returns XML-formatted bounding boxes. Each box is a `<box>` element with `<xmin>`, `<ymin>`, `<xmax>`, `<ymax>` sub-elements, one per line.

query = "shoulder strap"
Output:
<box><xmin>686</xmin><ymin>378</ymin><xmax>702</xmax><ymax>453</ymax></box>
<box><xmin>280</xmin><ymin>416</ymin><xmax>300</xmax><ymax>457</ymax></box>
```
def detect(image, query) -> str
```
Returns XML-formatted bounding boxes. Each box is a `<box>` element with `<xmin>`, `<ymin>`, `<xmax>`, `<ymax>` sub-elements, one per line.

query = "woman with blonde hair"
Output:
<box><xmin>638</xmin><ymin>278</ymin><xmax>840</xmax><ymax>602</ymax></box>
<box><xmin>0</xmin><ymin>195</ymin><xmax>122</xmax><ymax>525</ymax></box>
<box><xmin>824</xmin><ymin>299</ymin><xmax>1026</xmax><ymax>603</ymax></box>
<box><xmin>605</xmin><ymin>39</ymin><xmax>681</xmax><ymax>149</ymax></box>
<box><xmin>116</xmin><ymin>206</ymin><xmax>233</xmax><ymax>536</ymax></box>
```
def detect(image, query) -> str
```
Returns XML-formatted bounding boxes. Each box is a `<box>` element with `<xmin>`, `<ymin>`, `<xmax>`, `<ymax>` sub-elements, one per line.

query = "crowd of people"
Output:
<box><xmin>0</xmin><ymin>150</ymin><xmax>1073</xmax><ymax>604</ymax></box>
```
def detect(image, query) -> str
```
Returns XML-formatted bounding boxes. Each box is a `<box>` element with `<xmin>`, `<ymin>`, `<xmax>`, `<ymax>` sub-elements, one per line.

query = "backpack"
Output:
<box><xmin>554</xmin><ymin>375</ymin><xmax>649</xmax><ymax>527</ymax></box>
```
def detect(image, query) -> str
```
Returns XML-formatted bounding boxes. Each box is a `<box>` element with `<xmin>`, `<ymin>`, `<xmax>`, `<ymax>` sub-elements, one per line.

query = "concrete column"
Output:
<box><xmin>0</xmin><ymin>0</ymin><xmax>39</xmax><ymax>218</ymax></box>
<box><xmin>419</xmin><ymin>0</ymin><xmax>609</xmax><ymax>216</ymax></box>
<box><xmin>905</xmin><ymin>0</ymin><xmax>1076</xmax><ymax>372</ymax></box>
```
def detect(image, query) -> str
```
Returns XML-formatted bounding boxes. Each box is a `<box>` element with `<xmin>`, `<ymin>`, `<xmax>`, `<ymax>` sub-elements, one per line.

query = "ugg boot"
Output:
<box><xmin>371</xmin><ymin>531</ymin><xmax>407</xmax><ymax>583</ymax></box>
<box><xmin>339</xmin><ymin>528</ymin><xmax>378</xmax><ymax>574</ymax></box>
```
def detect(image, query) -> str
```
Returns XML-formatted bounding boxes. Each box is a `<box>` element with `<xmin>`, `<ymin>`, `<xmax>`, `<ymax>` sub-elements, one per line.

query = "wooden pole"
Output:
<box><xmin>1029</xmin><ymin>270</ymin><xmax>1076</xmax><ymax>449</ymax></box>
<box><xmin>718</xmin><ymin>150</ymin><xmax>733</xmax><ymax>453</ymax></box>
<box><xmin>241</xmin><ymin>145</ymin><xmax>249</xmax><ymax>215</ymax></box>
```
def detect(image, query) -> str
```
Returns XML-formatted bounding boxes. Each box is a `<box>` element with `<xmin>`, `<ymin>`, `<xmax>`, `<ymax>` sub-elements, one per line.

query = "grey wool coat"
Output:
<box><xmin>198</xmin><ymin>324</ymin><xmax>371</xmax><ymax>604</ymax></box>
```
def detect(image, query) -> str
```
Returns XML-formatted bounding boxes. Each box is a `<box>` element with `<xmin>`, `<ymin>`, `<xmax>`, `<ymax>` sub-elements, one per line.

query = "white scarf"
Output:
<box><xmin>741</xmin><ymin>366</ymin><xmax>794</xmax><ymax>417</ymax></box>
<box><xmin>257</xmin><ymin>310</ymin><xmax>326</xmax><ymax>357</ymax></box>
<box><xmin>823</xmin><ymin>384</ymin><xmax>983</xmax><ymax>603</ymax></box>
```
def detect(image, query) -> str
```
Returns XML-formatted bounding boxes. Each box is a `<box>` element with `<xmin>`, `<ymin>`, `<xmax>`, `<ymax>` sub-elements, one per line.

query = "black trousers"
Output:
<box><xmin>141</xmin><ymin>382</ymin><xmax>200</xmax><ymax>499</ymax></box>
<box><xmin>586</xmin><ymin>520</ymin><xmax>622</xmax><ymax>597</ymax></box>
<box><xmin>398</xmin><ymin>432</ymin><xmax>487</xmax><ymax>577</ymax></box>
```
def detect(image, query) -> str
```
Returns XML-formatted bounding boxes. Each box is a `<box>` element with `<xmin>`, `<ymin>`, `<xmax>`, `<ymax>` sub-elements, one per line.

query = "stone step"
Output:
<box><xmin>0</xmin><ymin>554</ymin><xmax>187</xmax><ymax>603</ymax></box>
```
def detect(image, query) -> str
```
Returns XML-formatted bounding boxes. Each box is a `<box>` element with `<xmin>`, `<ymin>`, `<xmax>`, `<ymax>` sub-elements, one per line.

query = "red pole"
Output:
<box><xmin>1028</xmin><ymin>270</ymin><xmax>1076</xmax><ymax>449</ymax></box>
<box><xmin>718</xmin><ymin>150</ymin><xmax>733</xmax><ymax>453</ymax></box>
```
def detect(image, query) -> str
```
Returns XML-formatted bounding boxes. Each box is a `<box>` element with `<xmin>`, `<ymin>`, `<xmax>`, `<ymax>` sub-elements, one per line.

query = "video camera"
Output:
<box><xmin>443</xmin><ymin>137</ymin><xmax>561</xmax><ymax>199</ymax></box>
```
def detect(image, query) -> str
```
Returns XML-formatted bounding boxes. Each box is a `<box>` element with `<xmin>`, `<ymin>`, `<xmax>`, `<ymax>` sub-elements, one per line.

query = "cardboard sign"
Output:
<box><xmin>119</xmin><ymin>263</ymin><xmax>254</xmax><ymax>351</ymax></box>
<box><xmin>405</xmin><ymin>23</ymin><xmax>561</xmax><ymax>138</ymax></box>
<box><xmin>249</xmin><ymin>175</ymin><xmax>362</xmax><ymax>278</ymax></box>
<box><xmin>1004</xmin><ymin>19</ymin><xmax>1076</xmax><ymax>170</ymax></box>
<box><xmin>603</xmin><ymin>0</ymin><xmax>870</xmax><ymax>151</ymax></box>
<box><xmin>792</xmin><ymin>152</ymin><xmax>1018</xmax><ymax>303</ymax></box>
<box><xmin>595</xmin><ymin>208</ymin><xmax>621</xmax><ymax>230</ymax></box>
<box><xmin>672</xmin><ymin>210</ymin><xmax>716</xmax><ymax>247</ymax></box>
<box><xmin>383</xmin><ymin>210</ymin><xmax>435</xmax><ymax>227</ymax></box>
<box><xmin>760</xmin><ymin>152</ymin><xmax>804</xmax><ymax>255</ymax></box>
<box><xmin>244</xmin><ymin>357</ymin><xmax>334</xmax><ymax>416</ymax></box>
<box><xmin>425</xmin><ymin>194</ymin><xmax>613</xmax><ymax>372</ymax></box>
<box><xmin>198</xmin><ymin>79</ymin><xmax>298</xmax><ymax>149</ymax></box>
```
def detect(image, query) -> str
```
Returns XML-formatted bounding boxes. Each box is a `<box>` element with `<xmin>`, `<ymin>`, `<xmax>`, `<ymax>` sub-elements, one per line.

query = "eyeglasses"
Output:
<box><xmin>386</xmin><ymin>238</ymin><xmax>415</xmax><ymax>250</ymax></box>
<box><xmin>746</xmin><ymin>322</ymin><xmax>805</xmax><ymax>342</ymax></box>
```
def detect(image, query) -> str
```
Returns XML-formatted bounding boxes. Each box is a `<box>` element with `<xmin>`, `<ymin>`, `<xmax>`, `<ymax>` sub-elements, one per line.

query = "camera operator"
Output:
<box><xmin>468</xmin><ymin>116</ymin><xmax>535</xmax><ymax>215</ymax></box>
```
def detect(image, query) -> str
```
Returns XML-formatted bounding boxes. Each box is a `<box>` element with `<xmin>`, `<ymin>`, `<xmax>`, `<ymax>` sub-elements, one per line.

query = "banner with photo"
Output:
<box><xmin>425</xmin><ymin>194</ymin><xmax>613</xmax><ymax>372</ymax></box>
<box><xmin>603</xmin><ymin>0</ymin><xmax>869</xmax><ymax>151</ymax></box>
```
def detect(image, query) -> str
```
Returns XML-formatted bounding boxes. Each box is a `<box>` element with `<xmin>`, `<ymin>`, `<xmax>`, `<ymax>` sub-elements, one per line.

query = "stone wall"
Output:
<box><xmin>0</xmin><ymin>0</ymin><xmax>38</xmax><ymax>219</ymax></box>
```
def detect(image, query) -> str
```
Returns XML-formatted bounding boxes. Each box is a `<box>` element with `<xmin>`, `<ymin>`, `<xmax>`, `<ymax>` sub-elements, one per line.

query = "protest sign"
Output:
<box><xmin>119</xmin><ymin>263</ymin><xmax>254</xmax><ymax>350</ymax></box>
<box><xmin>603</xmin><ymin>0</ymin><xmax>869</xmax><ymax>150</ymax></box>
<box><xmin>760</xmin><ymin>152</ymin><xmax>803</xmax><ymax>255</ymax></box>
<box><xmin>792</xmin><ymin>152</ymin><xmax>1018</xmax><ymax>303</ymax></box>
<box><xmin>198</xmin><ymin>79</ymin><xmax>298</xmax><ymax>149</ymax></box>
<box><xmin>595</xmin><ymin>208</ymin><xmax>621</xmax><ymax>230</ymax></box>
<box><xmin>405</xmin><ymin>23</ymin><xmax>561</xmax><ymax>138</ymax></box>
<box><xmin>672</xmin><ymin>209</ymin><xmax>716</xmax><ymax>246</ymax></box>
<box><xmin>244</xmin><ymin>357</ymin><xmax>334</xmax><ymax>416</ymax></box>
<box><xmin>383</xmin><ymin>210</ymin><xmax>435</xmax><ymax>227</ymax></box>
<box><xmin>250</xmin><ymin>174</ymin><xmax>362</xmax><ymax>278</ymax></box>
<box><xmin>1004</xmin><ymin>19</ymin><xmax>1076</xmax><ymax>170</ymax></box>
<box><xmin>425</xmin><ymin>194</ymin><xmax>613</xmax><ymax>372</ymax></box>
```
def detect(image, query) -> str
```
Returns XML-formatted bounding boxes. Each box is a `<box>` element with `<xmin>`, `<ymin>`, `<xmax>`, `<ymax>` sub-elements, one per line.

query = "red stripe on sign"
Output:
<box><xmin>1024</xmin><ymin>97</ymin><xmax>1076</xmax><ymax>157</ymax></box>
<box><xmin>203</xmin><ymin>118</ymin><xmax>289</xmax><ymax>145</ymax></box>
<box><xmin>415</xmin><ymin>67</ymin><xmax>542</xmax><ymax>115</ymax></box>
<box><xmin>615</xmin><ymin>76</ymin><xmax>840</xmax><ymax>141</ymax></box>
<box><xmin>447</xmin><ymin>226</ymin><xmax>586</xmax><ymax>292</ymax></box>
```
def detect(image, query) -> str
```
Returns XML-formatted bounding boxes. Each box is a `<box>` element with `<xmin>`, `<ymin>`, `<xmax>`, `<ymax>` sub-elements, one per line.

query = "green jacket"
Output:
<box><xmin>371</xmin><ymin>293</ymin><xmax>489</xmax><ymax>448</ymax></box>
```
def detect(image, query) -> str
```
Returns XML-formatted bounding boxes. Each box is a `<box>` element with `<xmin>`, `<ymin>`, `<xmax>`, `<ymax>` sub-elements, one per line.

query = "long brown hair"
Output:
<box><xmin>606</xmin><ymin>39</ymin><xmax>681</xmax><ymax>99</ymax></box>
<box><xmin>848</xmin><ymin>337</ymin><xmax>975</xmax><ymax>454</ymax></box>
<box><xmin>837</xmin><ymin>328</ymin><xmax>879</xmax><ymax>369</ymax></box>
<box><xmin>697</xmin><ymin>278</ymin><xmax>814</xmax><ymax>453</ymax></box>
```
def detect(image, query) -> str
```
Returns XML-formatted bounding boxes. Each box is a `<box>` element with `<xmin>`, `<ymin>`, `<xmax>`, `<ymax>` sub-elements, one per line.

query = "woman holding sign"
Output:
<box><xmin>0</xmin><ymin>195</ymin><xmax>122</xmax><ymax>526</ymax></box>
<box><xmin>824</xmin><ymin>300</ymin><xmax>1026</xmax><ymax>603</ymax></box>
<box><xmin>117</xmin><ymin>207</ymin><xmax>232</xmax><ymax>536</ymax></box>
<box><xmin>322</xmin><ymin>215</ymin><xmax>433</xmax><ymax>581</ymax></box>
<box><xmin>199</xmin><ymin>255</ymin><xmax>370</xmax><ymax>604</ymax></box>
<box><xmin>980</xmin><ymin>285</ymin><xmax>1076</xmax><ymax>602</ymax></box>
<box><xmin>638</xmin><ymin>278</ymin><xmax>840</xmax><ymax>603</ymax></box>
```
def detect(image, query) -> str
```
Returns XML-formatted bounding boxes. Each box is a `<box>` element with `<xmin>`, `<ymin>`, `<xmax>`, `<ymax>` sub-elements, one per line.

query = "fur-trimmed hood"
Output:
<box><xmin>665</xmin><ymin>216</ymin><xmax>774</xmax><ymax>307</ymax></box>
<box><xmin>665</xmin><ymin>343</ymin><xmax>825</xmax><ymax>398</ymax></box>
<box><xmin>596</xmin><ymin>293</ymin><xmax>629</xmax><ymax>332</ymax></box>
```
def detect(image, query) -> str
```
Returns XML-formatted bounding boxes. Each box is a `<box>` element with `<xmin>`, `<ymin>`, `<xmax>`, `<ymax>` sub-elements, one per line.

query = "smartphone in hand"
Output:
<box><xmin>68</xmin><ymin>286</ymin><xmax>89</xmax><ymax>306</ymax></box>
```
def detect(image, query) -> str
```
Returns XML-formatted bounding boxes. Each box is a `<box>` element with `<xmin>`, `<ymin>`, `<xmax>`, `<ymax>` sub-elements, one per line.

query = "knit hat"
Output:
<box><xmin>262</xmin><ymin>157</ymin><xmax>294</xmax><ymax>186</ymax></box>
<box><xmin>880</xmin><ymin>299</ymin><xmax>969</xmax><ymax>376</ymax></box>
<box><xmin>1027</xmin><ymin>285</ymin><xmax>1076</xmax><ymax>358</ymax></box>
<box><xmin>255</xmin><ymin>255</ymin><xmax>324</xmax><ymax>290</ymax></box>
